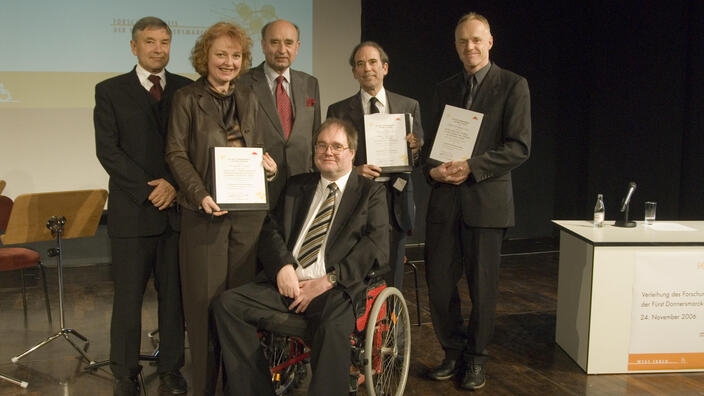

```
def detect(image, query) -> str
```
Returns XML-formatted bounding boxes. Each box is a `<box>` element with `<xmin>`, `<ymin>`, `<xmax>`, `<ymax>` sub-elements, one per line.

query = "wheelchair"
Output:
<box><xmin>260</xmin><ymin>279</ymin><xmax>411</xmax><ymax>396</ymax></box>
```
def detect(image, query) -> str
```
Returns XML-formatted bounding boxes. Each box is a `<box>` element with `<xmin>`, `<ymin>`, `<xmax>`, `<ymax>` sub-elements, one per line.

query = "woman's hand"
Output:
<box><xmin>201</xmin><ymin>195</ymin><xmax>228</xmax><ymax>216</ymax></box>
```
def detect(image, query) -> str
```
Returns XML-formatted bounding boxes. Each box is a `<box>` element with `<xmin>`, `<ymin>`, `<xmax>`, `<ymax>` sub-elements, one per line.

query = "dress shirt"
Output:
<box><xmin>292</xmin><ymin>170</ymin><xmax>352</xmax><ymax>280</ymax></box>
<box><xmin>360</xmin><ymin>88</ymin><xmax>388</xmax><ymax>114</ymax></box>
<box><xmin>263</xmin><ymin>62</ymin><xmax>294</xmax><ymax>113</ymax></box>
<box><xmin>463</xmin><ymin>63</ymin><xmax>491</xmax><ymax>103</ymax></box>
<box><xmin>135</xmin><ymin>63</ymin><xmax>166</xmax><ymax>92</ymax></box>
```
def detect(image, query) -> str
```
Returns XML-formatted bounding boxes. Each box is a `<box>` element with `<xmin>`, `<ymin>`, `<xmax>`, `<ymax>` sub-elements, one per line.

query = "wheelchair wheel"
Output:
<box><xmin>261</xmin><ymin>333</ymin><xmax>308</xmax><ymax>395</ymax></box>
<box><xmin>363</xmin><ymin>287</ymin><xmax>411</xmax><ymax>396</ymax></box>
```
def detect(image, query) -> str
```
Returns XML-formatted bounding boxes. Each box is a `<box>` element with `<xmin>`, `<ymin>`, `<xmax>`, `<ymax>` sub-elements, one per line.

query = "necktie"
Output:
<box><xmin>148</xmin><ymin>75</ymin><xmax>163</xmax><ymax>101</ymax></box>
<box><xmin>465</xmin><ymin>75</ymin><xmax>476</xmax><ymax>109</ymax></box>
<box><xmin>297</xmin><ymin>183</ymin><xmax>338</xmax><ymax>269</ymax></box>
<box><xmin>276</xmin><ymin>75</ymin><xmax>293</xmax><ymax>139</ymax></box>
<box><xmin>369</xmin><ymin>96</ymin><xmax>380</xmax><ymax>114</ymax></box>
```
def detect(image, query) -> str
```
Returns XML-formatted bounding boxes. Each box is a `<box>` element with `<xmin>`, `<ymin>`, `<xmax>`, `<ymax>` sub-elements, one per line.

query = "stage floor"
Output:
<box><xmin>1</xmin><ymin>239</ymin><xmax>702</xmax><ymax>395</ymax></box>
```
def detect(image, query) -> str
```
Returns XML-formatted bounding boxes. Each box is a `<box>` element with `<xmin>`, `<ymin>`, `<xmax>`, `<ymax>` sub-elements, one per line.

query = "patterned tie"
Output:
<box><xmin>148</xmin><ymin>75</ymin><xmax>163</xmax><ymax>101</ymax></box>
<box><xmin>297</xmin><ymin>183</ymin><xmax>338</xmax><ymax>269</ymax></box>
<box><xmin>369</xmin><ymin>96</ymin><xmax>380</xmax><ymax>114</ymax></box>
<box><xmin>465</xmin><ymin>74</ymin><xmax>476</xmax><ymax>109</ymax></box>
<box><xmin>276</xmin><ymin>75</ymin><xmax>293</xmax><ymax>139</ymax></box>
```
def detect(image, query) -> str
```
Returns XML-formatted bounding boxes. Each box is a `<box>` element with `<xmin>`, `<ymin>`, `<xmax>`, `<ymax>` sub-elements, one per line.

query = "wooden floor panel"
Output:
<box><xmin>1</xmin><ymin>240</ymin><xmax>702</xmax><ymax>395</ymax></box>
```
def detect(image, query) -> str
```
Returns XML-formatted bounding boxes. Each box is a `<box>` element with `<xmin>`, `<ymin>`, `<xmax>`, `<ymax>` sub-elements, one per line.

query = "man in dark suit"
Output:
<box><xmin>94</xmin><ymin>16</ymin><xmax>191</xmax><ymax>396</ymax></box>
<box><xmin>212</xmin><ymin>119</ymin><xmax>388</xmax><ymax>396</ymax></box>
<box><xmin>237</xmin><ymin>19</ymin><xmax>321</xmax><ymax>208</ymax></box>
<box><xmin>422</xmin><ymin>13</ymin><xmax>531</xmax><ymax>390</ymax></box>
<box><xmin>327</xmin><ymin>41</ymin><xmax>422</xmax><ymax>289</ymax></box>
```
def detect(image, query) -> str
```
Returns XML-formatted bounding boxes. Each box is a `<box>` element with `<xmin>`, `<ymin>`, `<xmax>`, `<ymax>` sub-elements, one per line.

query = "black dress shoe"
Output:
<box><xmin>428</xmin><ymin>358</ymin><xmax>458</xmax><ymax>381</ymax></box>
<box><xmin>114</xmin><ymin>376</ymin><xmax>139</xmax><ymax>396</ymax></box>
<box><xmin>159</xmin><ymin>370</ymin><xmax>188</xmax><ymax>395</ymax></box>
<box><xmin>460</xmin><ymin>362</ymin><xmax>486</xmax><ymax>390</ymax></box>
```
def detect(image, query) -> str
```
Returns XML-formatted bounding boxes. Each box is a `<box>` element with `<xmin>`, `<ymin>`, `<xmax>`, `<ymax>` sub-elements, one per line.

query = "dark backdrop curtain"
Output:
<box><xmin>357</xmin><ymin>0</ymin><xmax>703</xmax><ymax>240</ymax></box>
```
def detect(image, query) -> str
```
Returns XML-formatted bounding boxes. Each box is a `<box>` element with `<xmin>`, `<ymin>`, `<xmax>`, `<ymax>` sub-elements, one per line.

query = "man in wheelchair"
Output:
<box><xmin>213</xmin><ymin>118</ymin><xmax>389</xmax><ymax>396</ymax></box>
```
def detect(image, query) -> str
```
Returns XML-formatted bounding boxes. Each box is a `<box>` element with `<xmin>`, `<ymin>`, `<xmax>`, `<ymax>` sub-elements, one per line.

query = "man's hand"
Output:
<box><xmin>429</xmin><ymin>161</ymin><xmax>471</xmax><ymax>185</ymax></box>
<box><xmin>262</xmin><ymin>152</ymin><xmax>278</xmax><ymax>179</ymax></box>
<box><xmin>147</xmin><ymin>178</ymin><xmax>176</xmax><ymax>210</ymax></box>
<box><xmin>287</xmin><ymin>276</ymin><xmax>333</xmax><ymax>313</ymax></box>
<box><xmin>355</xmin><ymin>164</ymin><xmax>382</xmax><ymax>179</ymax></box>
<box><xmin>406</xmin><ymin>133</ymin><xmax>421</xmax><ymax>156</ymax></box>
<box><xmin>277</xmin><ymin>264</ymin><xmax>300</xmax><ymax>299</ymax></box>
<box><xmin>201</xmin><ymin>196</ymin><xmax>228</xmax><ymax>216</ymax></box>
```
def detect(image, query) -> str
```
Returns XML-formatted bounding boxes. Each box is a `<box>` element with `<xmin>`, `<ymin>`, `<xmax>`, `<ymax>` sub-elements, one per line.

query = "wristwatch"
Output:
<box><xmin>326</xmin><ymin>271</ymin><xmax>338</xmax><ymax>286</ymax></box>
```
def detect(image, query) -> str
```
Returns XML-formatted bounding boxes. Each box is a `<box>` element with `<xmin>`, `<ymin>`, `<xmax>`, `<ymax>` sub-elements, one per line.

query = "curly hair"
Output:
<box><xmin>190</xmin><ymin>22</ymin><xmax>253</xmax><ymax>77</ymax></box>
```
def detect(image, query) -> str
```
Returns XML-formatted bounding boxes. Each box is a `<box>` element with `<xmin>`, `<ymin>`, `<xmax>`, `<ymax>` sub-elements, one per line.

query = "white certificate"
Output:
<box><xmin>210</xmin><ymin>147</ymin><xmax>268</xmax><ymax>211</ymax></box>
<box><xmin>428</xmin><ymin>104</ymin><xmax>484</xmax><ymax>164</ymax></box>
<box><xmin>364</xmin><ymin>113</ymin><xmax>412</xmax><ymax>173</ymax></box>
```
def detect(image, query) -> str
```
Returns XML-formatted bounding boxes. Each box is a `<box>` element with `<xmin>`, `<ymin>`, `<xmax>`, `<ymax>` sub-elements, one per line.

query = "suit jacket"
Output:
<box><xmin>237</xmin><ymin>63</ymin><xmax>321</xmax><ymax>207</ymax></box>
<box><xmin>326</xmin><ymin>90</ymin><xmax>423</xmax><ymax>232</ymax></box>
<box><xmin>94</xmin><ymin>67</ymin><xmax>192</xmax><ymax>238</ymax></box>
<box><xmin>258</xmin><ymin>172</ymin><xmax>389</xmax><ymax>317</ymax></box>
<box><xmin>165</xmin><ymin>78</ymin><xmax>261</xmax><ymax>212</ymax></box>
<box><xmin>421</xmin><ymin>63</ymin><xmax>531</xmax><ymax>228</ymax></box>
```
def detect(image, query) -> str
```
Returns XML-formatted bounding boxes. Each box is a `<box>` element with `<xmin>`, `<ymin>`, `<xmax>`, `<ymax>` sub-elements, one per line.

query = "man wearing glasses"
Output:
<box><xmin>212</xmin><ymin>119</ymin><xmax>389</xmax><ymax>396</ymax></box>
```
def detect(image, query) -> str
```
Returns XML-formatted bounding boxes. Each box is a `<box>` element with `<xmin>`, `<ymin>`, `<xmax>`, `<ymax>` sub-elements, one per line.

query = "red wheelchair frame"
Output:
<box><xmin>260</xmin><ymin>280</ymin><xmax>411</xmax><ymax>395</ymax></box>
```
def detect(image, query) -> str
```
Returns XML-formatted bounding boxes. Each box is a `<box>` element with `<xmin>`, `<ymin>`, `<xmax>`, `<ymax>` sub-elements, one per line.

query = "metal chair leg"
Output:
<box><xmin>38</xmin><ymin>262</ymin><xmax>52</xmax><ymax>323</ymax></box>
<box><xmin>0</xmin><ymin>372</ymin><xmax>28</xmax><ymax>388</ymax></box>
<box><xmin>404</xmin><ymin>260</ymin><xmax>422</xmax><ymax>326</ymax></box>
<box><xmin>20</xmin><ymin>269</ymin><xmax>28</xmax><ymax>319</ymax></box>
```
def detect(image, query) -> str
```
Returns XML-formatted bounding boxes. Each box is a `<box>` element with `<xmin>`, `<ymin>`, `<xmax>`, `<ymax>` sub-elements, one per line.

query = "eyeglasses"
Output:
<box><xmin>314</xmin><ymin>142</ymin><xmax>349</xmax><ymax>154</ymax></box>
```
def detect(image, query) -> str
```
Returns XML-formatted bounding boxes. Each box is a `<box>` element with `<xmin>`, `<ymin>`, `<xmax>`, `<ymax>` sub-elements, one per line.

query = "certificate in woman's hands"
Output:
<box><xmin>210</xmin><ymin>147</ymin><xmax>269</xmax><ymax>211</ymax></box>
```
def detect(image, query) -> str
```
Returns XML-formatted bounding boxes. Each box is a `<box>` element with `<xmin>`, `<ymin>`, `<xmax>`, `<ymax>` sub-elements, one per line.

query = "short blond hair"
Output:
<box><xmin>456</xmin><ymin>12</ymin><xmax>491</xmax><ymax>35</ymax></box>
<box><xmin>190</xmin><ymin>22</ymin><xmax>252</xmax><ymax>77</ymax></box>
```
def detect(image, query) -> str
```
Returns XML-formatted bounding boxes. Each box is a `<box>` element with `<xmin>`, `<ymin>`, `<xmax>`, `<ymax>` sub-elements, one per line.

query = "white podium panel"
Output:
<box><xmin>553</xmin><ymin>220</ymin><xmax>704</xmax><ymax>374</ymax></box>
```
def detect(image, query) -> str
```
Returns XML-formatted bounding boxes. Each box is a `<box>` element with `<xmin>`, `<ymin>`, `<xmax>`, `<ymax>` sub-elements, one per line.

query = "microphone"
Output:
<box><xmin>614</xmin><ymin>181</ymin><xmax>637</xmax><ymax>227</ymax></box>
<box><xmin>619</xmin><ymin>182</ymin><xmax>637</xmax><ymax>212</ymax></box>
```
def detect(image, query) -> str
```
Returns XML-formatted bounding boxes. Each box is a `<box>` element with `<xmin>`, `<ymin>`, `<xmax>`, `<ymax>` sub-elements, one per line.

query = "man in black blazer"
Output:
<box><xmin>327</xmin><ymin>41</ymin><xmax>422</xmax><ymax>289</ymax></box>
<box><xmin>94</xmin><ymin>16</ymin><xmax>191</xmax><ymax>396</ymax></box>
<box><xmin>212</xmin><ymin>119</ymin><xmax>388</xmax><ymax>396</ymax></box>
<box><xmin>237</xmin><ymin>19</ymin><xmax>321</xmax><ymax>208</ymax></box>
<box><xmin>422</xmin><ymin>13</ymin><xmax>531</xmax><ymax>390</ymax></box>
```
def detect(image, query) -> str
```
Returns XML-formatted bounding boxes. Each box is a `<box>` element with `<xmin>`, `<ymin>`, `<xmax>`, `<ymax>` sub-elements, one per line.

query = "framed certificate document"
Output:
<box><xmin>364</xmin><ymin>113</ymin><xmax>414</xmax><ymax>173</ymax></box>
<box><xmin>210</xmin><ymin>147</ymin><xmax>269</xmax><ymax>211</ymax></box>
<box><xmin>428</xmin><ymin>105</ymin><xmax>484</xmax><ymax>166</ymax></box>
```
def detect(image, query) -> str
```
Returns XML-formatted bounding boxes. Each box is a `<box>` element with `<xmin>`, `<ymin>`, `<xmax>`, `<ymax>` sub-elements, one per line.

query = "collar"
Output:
<box><xmin>263</xmin><ymin>62</ymin><xmax>291</xmax><ymax>85</ymax></box>
<box><xmin>320</xmin><ymin>169</ymin><xmax>352</xmax><ymax>194</ymax></box>
<box><xmin>360</xmin><ymin>87</ymin><xmax>387</xmax><ymax>113</ymax></box>
<box><xmin>463</xmin><ymin>62</ymin><xmax>491</xmax><ymax>87</ymax></box>
<box><xmin>135</xmin><ymin>63</ymin><xmax>166</xmax><ymax>87</ymax></box>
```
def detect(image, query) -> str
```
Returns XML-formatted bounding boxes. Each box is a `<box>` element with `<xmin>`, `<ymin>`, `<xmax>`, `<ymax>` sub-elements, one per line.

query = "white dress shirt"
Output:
<box><xmin>292</xmin><ymin>170</ymin><xmax>352</xmax><ymax>280</ymax></box>
<box><xmin>135</xmin><ymin>63</ymin><xmax>166</xmax><ymax>92</ymax></box>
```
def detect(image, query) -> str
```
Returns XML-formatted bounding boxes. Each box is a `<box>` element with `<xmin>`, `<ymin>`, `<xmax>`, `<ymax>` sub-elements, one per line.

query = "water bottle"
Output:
<box><xmin>593</xmin><ymin>194</ymin><xmax>605</xmax><ymax>227</ymax></box>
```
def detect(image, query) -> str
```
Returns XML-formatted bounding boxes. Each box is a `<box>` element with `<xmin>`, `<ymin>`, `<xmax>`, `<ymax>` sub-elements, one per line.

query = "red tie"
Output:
<box><xmin>276</xmin><ymin>75</ymin><xmax>292</xmax><ymax>139</ymax></box>
<box><xmin>148</xmin><ymin>75</ymin><xmax>162</xmax><ymax>101</ymax></box>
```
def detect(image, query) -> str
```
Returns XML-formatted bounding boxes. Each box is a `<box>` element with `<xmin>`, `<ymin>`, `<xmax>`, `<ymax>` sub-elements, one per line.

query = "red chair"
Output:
<box><xmin>0</xmin><ymin>195</ymin><xmax>52</xmax><ymax>322</ymax></box>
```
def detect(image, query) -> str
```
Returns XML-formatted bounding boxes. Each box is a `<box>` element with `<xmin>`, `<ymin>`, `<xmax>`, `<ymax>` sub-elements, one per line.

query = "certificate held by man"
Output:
<box><xmin>364</xmin><ymin>113</ymin><xmax>414</xmax><ymax>173</ymax></box>
<box><xmin>210</xmin><ymin>147</ymin><xmax>269</xmax><ymax>211</ymax></box>
<box><xmin>428</xmin><ymin>104</ymin><xmax>484</xmax><ymax>165</ymax></box>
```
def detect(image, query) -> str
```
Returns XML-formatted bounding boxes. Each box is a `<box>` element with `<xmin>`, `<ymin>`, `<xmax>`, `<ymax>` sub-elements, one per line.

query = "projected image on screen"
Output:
<box><xmin>0</xmin><ymin>0</ymin><xmax>312</xmax><ymax>107</ymax></box>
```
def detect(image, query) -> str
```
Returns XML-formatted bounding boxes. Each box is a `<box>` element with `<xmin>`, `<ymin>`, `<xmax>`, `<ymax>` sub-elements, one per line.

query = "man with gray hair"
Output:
<box><xmin>94</xmin><ymin>16</ymin><xmax>191</xmax><ymax>396</ymax></box>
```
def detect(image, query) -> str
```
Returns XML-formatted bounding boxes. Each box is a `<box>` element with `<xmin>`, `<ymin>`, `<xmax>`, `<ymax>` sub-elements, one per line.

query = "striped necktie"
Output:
<box><xmin>297</xmin><ymin>183</ymin><xmax>338</xmax><ymax>268</ymax></box>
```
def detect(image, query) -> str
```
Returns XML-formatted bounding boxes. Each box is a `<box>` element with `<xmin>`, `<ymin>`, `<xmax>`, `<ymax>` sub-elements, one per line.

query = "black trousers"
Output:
<box><xmin>425</xmin><ymin>213</ymin><xmax>504</xmax><ymax>364</ymax></box>
<box><xmin>213</xmin><ymin>280</ymin><xmax>355</xmax><ymax>396</ymax></box>
<box><xmin>110</xmin><ymin>227</ymin><xmax>184</xmax><ymax>377</ymax></box>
